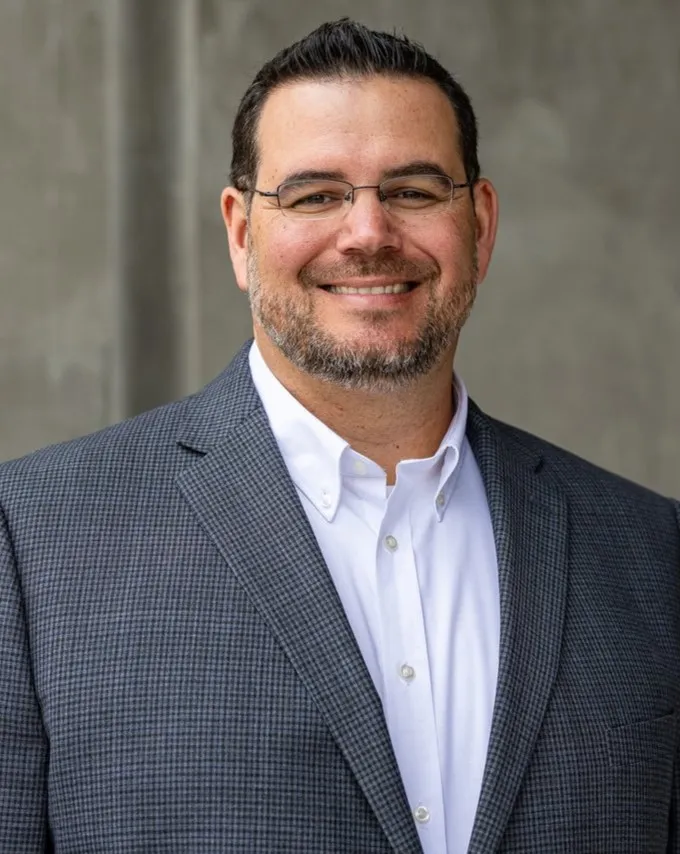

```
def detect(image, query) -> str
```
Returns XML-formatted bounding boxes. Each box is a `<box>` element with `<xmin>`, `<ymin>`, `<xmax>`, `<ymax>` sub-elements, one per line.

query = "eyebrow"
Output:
<box><xmin>279</xmin><ymin>161</ymin><xmax>451</xmax><ymax>185</ymax></box>
<box><xmin>382</xmin><ymin>161</ymin><xmax>451</xmax><ymax>181</ymax></box>
<box><xmin>280</xmin><ymin>168</ymin><xmax>346</xmax><ymax>184</ymax></box>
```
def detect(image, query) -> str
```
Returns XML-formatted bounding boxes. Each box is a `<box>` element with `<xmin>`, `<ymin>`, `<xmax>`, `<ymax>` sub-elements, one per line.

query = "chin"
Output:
<box><xmin>330</xmin><ymin>338</ymin><xmax>412</xmax><ymax>361</ymax></box>
<box><xmin>332</xmin><ymin>322</ymin><xmax>420</xmax><ymax>349</ymax></box>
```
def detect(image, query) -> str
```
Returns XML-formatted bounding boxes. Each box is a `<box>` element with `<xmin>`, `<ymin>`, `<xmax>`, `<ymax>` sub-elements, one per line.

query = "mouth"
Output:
<box><xmin>320</xmin><ymin>281</ymin><xmax>419</xmax><ymax>295</ymax></box>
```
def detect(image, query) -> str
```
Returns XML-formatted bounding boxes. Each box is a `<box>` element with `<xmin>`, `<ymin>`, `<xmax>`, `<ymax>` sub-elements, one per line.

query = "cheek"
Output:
<box><xmin>435</xmin><ymin>219</ymin><xmax>477</xmax><ymax>270</ymax></box>
<box><xmin>254</xmin><ymin>223</ymin><xmax>330</xmax><ymax>281</ymax></box>
<box><xmin>411</xmin><ymin>209</ymin><xmax>474</xmax><ymax>249</ymax></box>
<box><xmin>408</xmin><ymin>238</ymin><xmax>472</xmax><ymax>284</ymax></box>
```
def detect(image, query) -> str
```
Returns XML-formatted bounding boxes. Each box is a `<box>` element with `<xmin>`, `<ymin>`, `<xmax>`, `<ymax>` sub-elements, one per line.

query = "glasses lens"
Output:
<box><xmin>380</xmin><ymin>175</ymin><xmax>454</xmax><ymax>212</ymax></box>
<box><xmin>278</xmin><ymin>180</ymin><xmax>351</xmax><ymax>218</ymax></box>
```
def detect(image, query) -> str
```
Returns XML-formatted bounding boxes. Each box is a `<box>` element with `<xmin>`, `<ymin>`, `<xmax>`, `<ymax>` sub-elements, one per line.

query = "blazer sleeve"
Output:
<box><xmin>672</xmin><ymin>743</ymin><xmax>680</xmax><ymax>854</ymax></box>
<box><xmin>670</xmin><ymin>500</ymin><xmax>680</xmax><ymax>854</ymax></box>
<box><xmin>0</xmin><ymin>502</ymin><xmax>50</xmax><ymax>852</ymax></box>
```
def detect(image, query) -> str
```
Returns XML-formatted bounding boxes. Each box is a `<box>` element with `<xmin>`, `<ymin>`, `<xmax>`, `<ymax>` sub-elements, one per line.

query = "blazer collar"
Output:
<box><xmin>466</xmin><ymin>402</ymin><xmax>568</xmax><ymax>853</ymax></box>
<box><xmin>176</xmin><ymin>343</ymin><xmax>422</xmax><ymax>852</ymax></box>
<box><xmin>176</xmin><ymin>342</ymin><xmax>259</xmax><ymax>453</ymax></box>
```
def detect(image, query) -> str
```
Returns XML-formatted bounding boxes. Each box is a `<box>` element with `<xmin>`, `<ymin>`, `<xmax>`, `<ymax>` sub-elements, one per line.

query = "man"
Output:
<box><xmin>1</xmin><ymin>18</ymin><xmax>678</xmax><ymax>854</ymax></box>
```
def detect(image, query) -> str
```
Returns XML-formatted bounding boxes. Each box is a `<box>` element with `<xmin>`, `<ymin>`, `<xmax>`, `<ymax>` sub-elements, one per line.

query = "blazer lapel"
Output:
<box><xmin>175</xmin><ymin>349</ymin><xmax>421</xmax><ymax>853</ymax></box>
<box><xmin>466</xmin><ymin>404</ymin><xmax>569</xmax><ymax>854</ymax></box>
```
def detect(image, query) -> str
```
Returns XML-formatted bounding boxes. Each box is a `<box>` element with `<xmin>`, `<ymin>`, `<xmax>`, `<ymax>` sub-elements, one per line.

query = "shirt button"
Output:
<box><xmin>436</xmin><ymin>491</ymin><xmax>445</xmax><ymax>507</ymax></box>
<box><xmin>384</xmin><ymin>535</ymin><xmax>398</xmax><ymax>552</ymax></box>
<box><xmin>399</xmin><ymin>663</ymin><xmax>416</xmax><ymax>682</ymax></box>
<box><xmin>320</xmin><ymin>491</ymin><xmax>332</xmax><ymax>508</ymax></box>
<box><xmin>353</xmin><ymin>459</ymin><xmax>367</xmax><ymax>475</ymax></box>
<box><xmin>413</xmin><ymin>805</ymin><xmax>431</xmax><ymax>824</ymax></box>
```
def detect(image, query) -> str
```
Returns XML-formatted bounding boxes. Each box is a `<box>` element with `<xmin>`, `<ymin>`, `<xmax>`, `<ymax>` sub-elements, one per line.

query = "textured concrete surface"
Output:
<box><xmin>1</xmin><ymin>0</ymin><xmax>678</xmax><ymax>494</ymax></box>
<box><xmin>109</xmin><ymin>0</ymin><xmax>201</xmax><ymax>416</ymax></box>
<box><xmin>0</xmin><ymin>1</ymin><xmax>111</xmax><ymax>457</ymax></box>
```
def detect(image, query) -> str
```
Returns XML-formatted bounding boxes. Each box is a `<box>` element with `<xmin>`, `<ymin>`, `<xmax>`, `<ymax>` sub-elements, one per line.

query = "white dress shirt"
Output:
<box><xmin>249</xmin><ymin>341</ymin><xmax>500</xmax><ymax>854</ymax></box>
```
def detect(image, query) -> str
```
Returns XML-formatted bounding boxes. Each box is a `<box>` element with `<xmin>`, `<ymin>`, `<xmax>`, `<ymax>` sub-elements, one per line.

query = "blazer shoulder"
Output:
<box><xmin>485</xmin><ymin>412</ymin><xmax>676</xmax><ymax>512</ymax></box>
<box><xmin>0</xmin><ymin>393</ymin><xmax>195</xmax><ymax>502</ymax></box>
<box><xmin>0</xmin><ymin>344</ymin><xmax>257</xmax><ymax>516</ymax></box>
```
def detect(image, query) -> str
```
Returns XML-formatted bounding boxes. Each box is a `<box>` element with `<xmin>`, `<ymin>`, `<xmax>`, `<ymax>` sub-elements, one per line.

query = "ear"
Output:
<box><xmin>470</xmin><ymin>178</ymin><xmax>499</xmax><ymax>284</ymax></box>
<box><xmin>221</xmin><ymin>187</ymin><xmax>249</xmax><ymax>293</ymax></box>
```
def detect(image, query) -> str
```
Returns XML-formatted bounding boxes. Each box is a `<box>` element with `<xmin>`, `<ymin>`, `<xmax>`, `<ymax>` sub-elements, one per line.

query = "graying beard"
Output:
<box><xmin>247</xmin><ymin>253</ymin><xmax>477</xmax><ymax>391</ymax></box>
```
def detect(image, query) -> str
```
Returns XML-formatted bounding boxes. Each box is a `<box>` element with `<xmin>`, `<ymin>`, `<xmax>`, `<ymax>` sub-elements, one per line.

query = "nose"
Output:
<box><xmin>334</xmin><ymin>188</ymin><xmax>403</xmax><ymax>256</ymax></box>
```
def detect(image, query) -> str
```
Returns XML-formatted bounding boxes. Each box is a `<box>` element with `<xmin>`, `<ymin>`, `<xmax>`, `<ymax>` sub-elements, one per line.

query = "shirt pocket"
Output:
<box><xmin>606</xmin><ymin>709</ymin><xmax>678</xmax><ymax>768</ymax></box>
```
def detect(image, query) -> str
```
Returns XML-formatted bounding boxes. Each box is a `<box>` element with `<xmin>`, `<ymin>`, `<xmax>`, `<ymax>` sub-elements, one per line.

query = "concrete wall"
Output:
<box><xmin>1</xmin><ymin>0</ymin><xmax>678</xmax><ymax>495</ymax></box>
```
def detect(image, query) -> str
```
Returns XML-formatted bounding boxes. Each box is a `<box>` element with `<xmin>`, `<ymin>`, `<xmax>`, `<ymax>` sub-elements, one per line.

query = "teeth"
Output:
<box><xmin>326</xmin><ymin>283</ymin><xmax>412</xmax><ymax>295</ymax></box>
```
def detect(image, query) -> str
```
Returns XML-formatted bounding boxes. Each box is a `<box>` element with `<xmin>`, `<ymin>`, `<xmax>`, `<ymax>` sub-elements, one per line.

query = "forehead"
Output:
<box><xmin>255</xmin><ymin>76</ymin><xmax>462</xmax><ymax>183</ymax></box>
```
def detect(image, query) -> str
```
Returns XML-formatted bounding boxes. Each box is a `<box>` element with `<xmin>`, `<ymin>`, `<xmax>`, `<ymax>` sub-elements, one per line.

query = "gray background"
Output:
<box><xmin>1</xmin><ymin>0</ymin><xmax>678</xmax><ymax>495</ymax></box>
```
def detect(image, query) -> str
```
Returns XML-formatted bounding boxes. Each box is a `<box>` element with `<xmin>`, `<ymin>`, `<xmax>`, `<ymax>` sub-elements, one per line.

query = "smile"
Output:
<box><xmin>322</xmin><ymin>282</ymin><xmax>417</xmax><ymax>295</ymax></box>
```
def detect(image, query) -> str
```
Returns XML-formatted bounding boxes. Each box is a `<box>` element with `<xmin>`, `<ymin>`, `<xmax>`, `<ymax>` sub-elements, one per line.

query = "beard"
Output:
<box><xmin>246</xmin><ymin>248</ymin><xmax>478</xmax><ymax>392</ymax></box>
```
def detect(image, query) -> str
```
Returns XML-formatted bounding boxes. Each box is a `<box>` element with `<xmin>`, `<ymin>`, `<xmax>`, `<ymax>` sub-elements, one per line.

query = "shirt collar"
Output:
<box><xmin>249</xmin><ymin>342</ymin><xmax>347</xmax><ymax>521</ymax></box>
<box><xmin>429</xmin><ymin>380</ymin><xmax>468</xmax><ymax>520</ymax></box>
<box><xmin>248</xmin><ymin>340</ymin><xmax>469</xmax><ymax>522</ymax></box>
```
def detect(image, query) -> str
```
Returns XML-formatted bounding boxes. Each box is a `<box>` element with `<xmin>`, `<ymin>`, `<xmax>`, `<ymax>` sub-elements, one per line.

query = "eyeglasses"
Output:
<box><xmin>246</xmin><ymin>174</ymin><xmax>472</xmax><ymax>220</ymax></box>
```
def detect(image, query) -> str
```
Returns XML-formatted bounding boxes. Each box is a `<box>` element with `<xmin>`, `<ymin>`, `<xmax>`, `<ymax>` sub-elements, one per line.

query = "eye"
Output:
<box><xmin>385</xmin><ymin>186</ymin><xmax>439</xmax><ymax>208</ymax></box>
<box><xmin>393</xmin><ymin>188</ymin><xmax>434</xmax><ymax>200</ymax></box>
<box><xmin>290</xmin><ymin>192</ymin><xmax>342</xmax><ymax>209</ymax></box>
<box><xmin>381</xmin><ymin>175</ymin><xmax>453</xmax><ymax>209</ymax></box>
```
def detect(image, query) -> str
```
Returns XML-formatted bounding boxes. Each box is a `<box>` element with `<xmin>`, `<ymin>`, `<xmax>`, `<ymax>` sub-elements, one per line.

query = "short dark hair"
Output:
<box><xmin>230</xmin><ymin>19</ymin><xmax>480</xmax><ymax>193</ymax></box>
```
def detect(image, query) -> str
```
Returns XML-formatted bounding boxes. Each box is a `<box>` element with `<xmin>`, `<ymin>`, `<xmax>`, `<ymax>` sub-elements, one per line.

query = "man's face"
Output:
<box><xmin>223</xmin><ymin>75</ymin><xmax>498</xmax><ymax>391</ymax></box>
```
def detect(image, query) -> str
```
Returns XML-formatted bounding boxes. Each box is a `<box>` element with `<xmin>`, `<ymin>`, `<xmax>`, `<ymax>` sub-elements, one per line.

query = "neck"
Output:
<box><xmin>255</xmin><ymin>332</ymin><xmax>458</xmax><ymax>485</ymax></box>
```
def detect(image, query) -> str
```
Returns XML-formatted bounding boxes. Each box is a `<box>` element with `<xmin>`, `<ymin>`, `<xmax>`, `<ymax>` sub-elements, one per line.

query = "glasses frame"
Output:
<box><xmin>244</xmin><ymin>173</ymin><xmax>474</xmax><ymax>220</ymax></box>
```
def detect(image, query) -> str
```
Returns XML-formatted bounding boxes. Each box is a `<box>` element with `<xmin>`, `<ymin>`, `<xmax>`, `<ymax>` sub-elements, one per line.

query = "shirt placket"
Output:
<box><xmin>376</xmin><ymin>487</ymin><xmax>447</xmax><ymax>853</ymax></box>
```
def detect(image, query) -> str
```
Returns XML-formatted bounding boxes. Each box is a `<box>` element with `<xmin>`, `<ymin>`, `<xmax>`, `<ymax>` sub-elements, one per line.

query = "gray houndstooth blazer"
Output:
<box><xmin>1</xmin><ymin>342</ymin><xmax>679</xmax><ymax>853</ymax></box>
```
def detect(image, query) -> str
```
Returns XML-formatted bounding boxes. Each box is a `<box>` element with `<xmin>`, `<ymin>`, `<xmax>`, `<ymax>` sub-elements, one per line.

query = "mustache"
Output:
<box><xmin>299</xmin><ymin>257</ymin><xmax>439</xmax><ymax>287</ymax></box>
